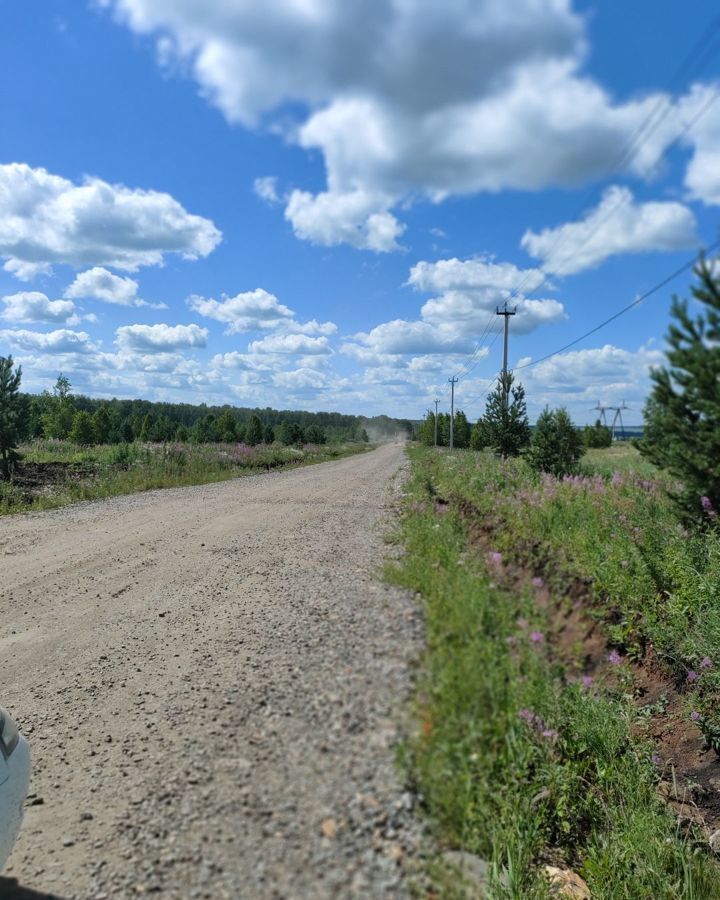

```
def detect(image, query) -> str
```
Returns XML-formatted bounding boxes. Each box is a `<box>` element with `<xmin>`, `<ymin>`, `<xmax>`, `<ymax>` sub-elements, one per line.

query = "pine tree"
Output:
<box><xmin>483</xmin><ymin>372</ymin><xmax>531</xmax><ymax>458</ymax></box>
<box><xmin>245</xmin><ymin>414</ymin><xmax>264</xmax><ymax>446</ymax></box>
<box><xmin>92</xmin><ymin>405</ymin><xmax>113</xmax><ymax>444</ymax></box>
<box><xmin>527</xmin><ymin>407</ymin><xmax>584</xmax><ymax>477</ymax></box>
<box><xmin>0</xmin><ymin>356</ymin><xmax>24</xmax><ymax>478</ymax></box>
<box><xmin>453</xmin><ymin>410</ymin><xmax>471</xmax><ymax>448</ymax></box>
<box><xmin>584</xmin><ymin>419</ymin><xmax>612</xmax><ymax>448</ymax></box>
<box><xmin>417</xmin><ymin>411</ymin><xmax>436</xmax><ymax>446</ymax></box>
<box><xmin>42</xmin><ymin>374</ymin><xmax>75</xmax><ymax>439</ymax></box>
<box><xmin>638</xmin><ymin>259</ymin><xmax>720</xmax><ymax>521</ymax></box>
<box><xmin>70</xmin><ymin>410</ymin><xmax>96</xmax><ymax>446</ymax></box>
<box><xmin>216</xmin><ymin>410</ymin><xmax>238</xmax><ymax>443</ymax></box>
<box><xmin>263</xmin><ymin>424</ymin><xmax>275</xmax><ymax>444</ymax></box>
<box><xmin>470</xmin><ymin>417</ymin><xmax>490</xmax><ymax>451</ymax></box>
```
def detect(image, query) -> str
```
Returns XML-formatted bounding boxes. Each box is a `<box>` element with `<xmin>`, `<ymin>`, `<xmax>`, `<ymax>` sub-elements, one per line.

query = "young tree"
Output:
<box><xmin>92</xmin><ymin>405</ymin><xmax>113</xmax><ymax>444</ymax></box>
<box><xmin>245</xmin><ymin>414</ymin><xmax>264</xmax><ymax>446</ymax></box>
<box><xmin>216</xmin><ymin>410</ymin><xmax>238</xmax><ymax>443</ymax></box>
<box><xmin>0</xmin><ymin>356</ymin><xmax>24</xmax><ymax>478</ymax></box>
<box><xmin>417</xmin><ymin>411</ymin><xmax>437</xmax><ymax>446</ymax></box>
<box><xmin>42</xmin><ymin>374</ymin><xmax>75</xmax><ymax>439</ymax></box>
<box><xmin>304</xmin><ymin>424</ymin><xmax>326</xmax><ymax>445</ymax></box>
<box><xmin>263</xmin><ymin>424</ymin><xmax>275</xmax><ymax>444</ymax></box>
<box><xmin>69</xmin><ymin>410</ymin><xmax>96</xmax><ymax>446</ymax></box>
<box><xmin>470</xmin><ymin>417</ymin><xmax>491</xmax><ymax>451</ymax></box>
<box><xmin>527</xmin><ymin>407</ymin><xmax>584</xmax><ymax>477</ymax></box>
<box><xmin>638</xmin><ymin>259</ymin><xmax>720</xmax><ymax>520</ymax></box>
<box><xmin>583</xmin><ymin>419</ymin><xmax>612</xmax><ymax>448</ymax></box>
<box><xmin>453</xmin><ymin>410</ymin><xmax>471</xmax><ymax>448</ymax></box>
<box><xmin>139</xmin><ymin>413</ymin><xmax>155</xmax><ymax>442</ymax></box>
<box><xmin>483</xmin><ymin>372</ymin><xmax>531</xmax><ymax>458</ymax></box>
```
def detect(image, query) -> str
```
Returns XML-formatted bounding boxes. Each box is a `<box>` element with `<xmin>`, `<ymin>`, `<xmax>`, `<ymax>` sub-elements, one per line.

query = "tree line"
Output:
<box><xmin>0</xmin><ymin>369</ymin><xmax>414</xmax><ymax>473</ymax></box>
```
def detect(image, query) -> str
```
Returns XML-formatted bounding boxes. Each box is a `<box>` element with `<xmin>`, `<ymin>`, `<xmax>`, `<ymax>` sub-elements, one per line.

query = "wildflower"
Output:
<box><xmin>651</xmin><ymin>753</ymin><xmax>662</xmax><ymax>766</ymax></box>
<box><xmin>700</xmin><ymin>656</ymin><xmax>713</xmax><ymax>669</ymax></box>
<box><xmin>581</xmin><ymin>675</ymin><xmax>593</xmax><ymax>688</ymax></box>
<box><xmin>687</xmin><ymin>670</ymin><xmax>698</xmax><ymax>683</ymax></box>
<box><xmin>487</xmin><ymin>551</ymin><xmax>502</xmax><ymax>565</ymax></box>
<box><xmin>691</xmin><ymin>711</ymin><xmax>701</xmax><ymax>722</ymax></box>
<box><xmin>701</xmin><ymin>495</ymin><xmax>717</xmax><ymax>518</ymax></box>
<box><xmin>531</xmin><ymin>576</ymin><xmax>544</xmax><ymax>588</ymax></box>
<box><xmin>607</xmin><ymin>650</ymin><xmax>622</xmax><ymax>665</ymax></box>
<box><xmin>541</xmin><ymin>728</ymin><xmax>558</xmax><ymax>739</ymax></box>
<box><xmin>530</xmin><ymin>631</ymin><xmax>544</xmax><ymax>644</ymax></box>
<box><xmin>518</xmin><ymin>708</ymin><xmax>536</xmax><ymax>723</ymax></box>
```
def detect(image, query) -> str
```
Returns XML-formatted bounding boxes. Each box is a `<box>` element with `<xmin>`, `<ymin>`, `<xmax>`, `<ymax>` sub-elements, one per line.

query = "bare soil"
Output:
<box><xmin>0</xmin><ymin>442</ymin><xmax>425</xmax><ymax>899</ymax></box>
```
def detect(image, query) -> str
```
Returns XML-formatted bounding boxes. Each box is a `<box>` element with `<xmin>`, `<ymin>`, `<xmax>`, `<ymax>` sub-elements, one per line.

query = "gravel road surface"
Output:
<box><xmin>0</xmin><ymin>442</ymin><xmax>425</xmax><ymax>899</ymax></box>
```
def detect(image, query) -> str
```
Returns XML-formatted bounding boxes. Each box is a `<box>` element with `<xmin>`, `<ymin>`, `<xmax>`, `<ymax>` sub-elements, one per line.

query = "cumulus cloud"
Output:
<box><xmin>521</xmin><ymin>187</ymin><xmax>698</xmax><ymax>275</ymax></box>
<box><xmin>0</xmin><ymin>162</ymin><xmax>221</xmax><ymax>278</ymax></box>
<box><xmin>188</xmin><ymin>288</ymin><xmax>336</xmax><ymax>336</ymax></box>
<box><xmin>516</xmin><ymin>343</ymin><xmax>665</xmax><ymax>420</ymax></box>
<box><xmin>248</xmin><ymin>333</ymin><xmax>332</xmax><ymax>355</ymax></box>
<box><xmin>115</xmin><ymin>323</ymin><xmax>208</xmax><ymax>353</ymax></box>
<box><xmin>63</xmin><ymin>267</ymin><xmax>160</xmax><ymax>307</ymax></box>
<box><xmin>679</xmin><ymin>83</ymin><xmax>720</xmax><ymax>207</ymax></box>
<box><xmin>102</xmin><ymin>0</ymin><xmax>708</xmax><ymax>250</ymax></box>
<box><xmin>1</xmin><ymin>291</ymin><xmax>79</xmax><ymax>325</ymax></box>
<box><xmin>0</xmin><ymin>328</ymin><xmax>97</xmax><ymax>354</ymax></box>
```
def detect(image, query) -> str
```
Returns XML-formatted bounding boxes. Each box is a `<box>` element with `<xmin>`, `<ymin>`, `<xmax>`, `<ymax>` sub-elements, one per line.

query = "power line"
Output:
<box><xmin>515</xmin><ymin>239</ymin><xmax>720</xmax><ymax>372</ymax></box>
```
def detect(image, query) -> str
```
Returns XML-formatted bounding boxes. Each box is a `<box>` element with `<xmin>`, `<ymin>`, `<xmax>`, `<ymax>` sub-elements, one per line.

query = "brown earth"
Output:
<box><xmin>0</xmin><ymin>441</ymin><xmax>425</xmax><ymax>899</ymax></box>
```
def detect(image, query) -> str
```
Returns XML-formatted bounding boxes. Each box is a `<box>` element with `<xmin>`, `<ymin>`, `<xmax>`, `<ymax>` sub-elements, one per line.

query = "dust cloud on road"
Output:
<box><xmin>0</xmin><ymin>442</ymin><xmax>425</xmax><ymax>899</ymax></box>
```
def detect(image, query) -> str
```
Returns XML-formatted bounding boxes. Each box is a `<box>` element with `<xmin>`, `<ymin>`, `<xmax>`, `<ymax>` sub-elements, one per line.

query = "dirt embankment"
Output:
<box><xmin>0</xmin><ymin>442</ymin><xmax>424</xmax><ymax>899</ymax></box>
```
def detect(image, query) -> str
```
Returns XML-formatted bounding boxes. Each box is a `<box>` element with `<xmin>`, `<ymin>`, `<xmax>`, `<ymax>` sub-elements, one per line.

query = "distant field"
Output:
<box><xmin>583</xmin><ymin>442</ymin><xmax>660</xmax><ymax>477</ymax></box>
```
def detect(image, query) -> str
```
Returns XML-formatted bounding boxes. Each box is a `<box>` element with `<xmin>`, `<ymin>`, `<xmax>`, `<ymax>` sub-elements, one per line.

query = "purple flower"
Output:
<box><xmin>701</xmin><ymin>496</ymin><xmax>717</xmax><ymax>518</ymax></box>
<box><xmin>541</xmin><ymin>729</ymin><xmax>558</xmax><ymax>739</ymax></box>
<box><xmin>607</xmin><ymin>650</ymin><xmax>622</xmax><ymax>665</ymax></box>
<box><xmin>487</xmin><ymin>551</ymin><xmax>503</xmax><ymax>566</ymax></box>
<box><xmin>651</xmin><ymin>753</ymin><xmax>662</xmax><ymax>766</ymax></box>
<box><xmin>691</xmin><ymin>711</ymin><xmax>701</xmax><ymax>722</ymax></box>
<box><xmin>700</xmin><ymin>656</ymin><xmax>713</xmax><ymax>669</ymax></box>
<box><xmin>581</xmin><ymin>675</ymin><xmax>593</xmax><ymax>688</ymax></box>
<box><xmin>531</xmin><ymin>576</ymin><xmax>544</xmax><ymax>588</ymax></box>
<box><xmin>530</xmin><ymin>631</ymin><xmax>544</xmax><ymax>644</ymax></box>
<box><xmin>687</xmin><ymin>670</ymin><xmax>698</xmax><ymax>683</ymax></box>
<box><xmin>518</xmin><ymin>708</ymin><xmax>536</xmax><ymax>723</ymax></box>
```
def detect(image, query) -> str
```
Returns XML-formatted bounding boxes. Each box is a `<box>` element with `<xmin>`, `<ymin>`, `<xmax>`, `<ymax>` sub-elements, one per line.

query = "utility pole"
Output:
<box><xmin>496</xmin><ymin>302</ymin><xmax>516</xmax><ymax>408</ymax></box>
<box><xmin>448</xmin><ymin>377</ymin><xmax>458</xmax><ymax>449</ymax></box>
<box><xmin>433</xmin><ymin>398</ymin><xmax>439</xmax><ymax>447</ymax></box>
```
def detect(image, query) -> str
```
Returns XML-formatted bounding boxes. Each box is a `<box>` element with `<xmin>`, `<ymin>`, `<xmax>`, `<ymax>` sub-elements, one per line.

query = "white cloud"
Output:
<box><xmin>521</xmin><ymin>187</ymin><xmax>698</xmax><ymax>275</ymax></box>
<box><xmin>115</xmin><ymin>323</ymin><xmax>208</xmax><ymax>353</ymax></box>
<box><xmin>0</xmin><ymin>328</ymin><xmax>97</xmax><ymax>354</ymax></box>
<box><xmin>516</xmin><ymin>343</ymin><xmax>664</xmax><ymax>421</ymax></box>
<box><xmin>253</xmin><ymin>176</ymin><xmax>281</xmax><ymax>205</ymax></box>
<box><xmin>408</xmin><ymin>256</ymin><xmax>545</xmax><ymax>294</ymax></box>
<box><xmin>248</xmin><ymin>333</ymin><xmax>332</xmax><ymax>355</ymax></box>
<box><xmin>0</xmin><ymin>162</ymin><xmax>221</xmax><ymax>278</ymax></box>
<box><xmin>1</xmin><ymin>291</ymin><xmax>78</xmax><ymax>325</ymax></box>
<box><xmin>347</xmin><ymin>319</ymin><xmax>476</xmax><ymax>357</ymax></box>
<box><xmin>188</xmin><ymin>288</ymin><xmax>336</xmax><ymax>336</ymax></box>
<box><xmin>65</xmin><ymin>267</ymin><xmax>140</xmax><ymax>305</ymax></box>
<box><xmin>679</xmin><ymin>83</ymin><xmax>720</xmax><ymax>207</ymax></box>
<box><xmin>102</xmin><ymin>0</ymin><xmax>705</xmax><ymax>250</ymax></box>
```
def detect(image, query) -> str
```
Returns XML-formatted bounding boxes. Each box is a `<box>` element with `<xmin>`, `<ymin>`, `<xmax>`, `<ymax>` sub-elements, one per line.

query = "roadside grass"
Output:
<box><xmin>0</xmin><ymin>439</ymin><xmax>369</xmax><ymax>516</ymax></box>
<box><xmin>389</xmin><ymin>445</ymin><xmax>720</xmax><ymax>897</ymax></box>
<box><xmin>583</xmin><ymin>443</ymin><xmax>660</xmax><ymax>478</ymax></box>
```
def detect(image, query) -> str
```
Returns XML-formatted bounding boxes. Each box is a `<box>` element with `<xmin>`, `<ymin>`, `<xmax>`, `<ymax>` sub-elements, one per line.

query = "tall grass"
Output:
<box><xmin>390</xmin><ymin>445</ymin><xmax>720</xmax><ymax>897</ymax></box>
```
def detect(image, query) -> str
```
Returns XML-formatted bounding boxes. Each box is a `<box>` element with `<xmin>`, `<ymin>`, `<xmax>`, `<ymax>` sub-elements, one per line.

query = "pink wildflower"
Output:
<box><xmin>691</xmin><ymin>711</ymin><xmax>701</xmax><ymax>722</ymax></box>
<box><xmin>531</xmin><ymin>576</ymin><xmax>544</xmax><ymax>588</ymax></box>
<box><xmin>687</xmin><ymin>670</ymin><xmax>698</xmax><ymax>683</ymax></box>
<box><xmin>487</xmin><ymin>551</ymin><xmax>503</xmax><ymax>566</ymax></box>
<box><xmin>530</xmin><ymin>631</ymin><xmax>544</xmax><ymax>644</ymax></box>
<box><xmin>607</xmin><ymin>650</ymin><xmax>622</xmax><ymax>665</ymax></box>
<box><xmin>581</xmin><ymin>675</ymin><xmax>593</xmax><ymax>688</ymax></box>
<box><xmin>518</xmin><ymin>708</ymin><xmax>536</xmax><ymax>723</ymax></box>
<box><xmin>700</xmin><ymin>656</ymin><xmax>713</xmax><ymax>669</ymax></box>
<box><xmin>541</xmin><ymin>728</ymin><xmax>558</xmax><ymax>739</ymax></box>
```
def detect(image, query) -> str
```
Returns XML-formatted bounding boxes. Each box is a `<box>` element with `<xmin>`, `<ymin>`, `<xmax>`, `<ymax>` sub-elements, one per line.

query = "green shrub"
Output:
<box><xmin>527</xmin><ymin>407</ymin><xmax>585</xmax><ymax>477</ymax></box>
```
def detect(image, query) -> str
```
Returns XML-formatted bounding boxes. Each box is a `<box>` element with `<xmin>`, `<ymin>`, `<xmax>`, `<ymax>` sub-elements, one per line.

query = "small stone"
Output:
<box><xmin>320</xmin><ymin>818</ymin><xmax>338</xmax><ymax>839</ymax></box>
<box><xmin>709</xmin><ymin>830</ymin><xmax>720</xmax><ymax>854</ymax></box>
<box><xmin>543</xmin><ymin>865</ymin><xmax>591</xmax><ymax>898</ymax></box>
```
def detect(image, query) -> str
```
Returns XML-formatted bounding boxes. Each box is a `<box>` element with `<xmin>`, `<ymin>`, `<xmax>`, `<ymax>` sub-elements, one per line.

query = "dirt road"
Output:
<box><xmin>0</xmin><ymin>443</ymin><xmax>424</xmax><ymax>899</ymax></box>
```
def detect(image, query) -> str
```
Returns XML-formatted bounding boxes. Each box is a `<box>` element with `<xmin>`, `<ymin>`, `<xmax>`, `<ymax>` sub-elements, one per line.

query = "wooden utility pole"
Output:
<box><xmin>496</xmin><ymin>302</ymin><xmax>516</xmax><ymax>407</ymax></box>
<box><xmin>448</xmin><ymin>377</ymin><xmax>458</xmax><ymax>449</ymax></box>
<box><xmin>434</xmin><ymin>398</ymin><xmax>439</xmax><ymax>447</ymax></box>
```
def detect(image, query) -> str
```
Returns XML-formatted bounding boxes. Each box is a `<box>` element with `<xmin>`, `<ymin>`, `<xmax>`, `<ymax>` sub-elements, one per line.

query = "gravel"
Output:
<box><xmin>0</xmin><ymin>442</ymin><xmax>426</xmax><ymax>899</ymax></box>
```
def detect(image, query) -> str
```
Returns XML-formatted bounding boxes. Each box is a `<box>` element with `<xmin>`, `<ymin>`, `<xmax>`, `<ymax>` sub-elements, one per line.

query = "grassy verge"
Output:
<box><xmin>389</xmin><ymin>444</ymin><xmax>720</xmax><ymax>898</ymax></box>
<box><xmin>0</xmin><ymin>439</ymin><xmax>369</xmax><ymax>516</ymax></box>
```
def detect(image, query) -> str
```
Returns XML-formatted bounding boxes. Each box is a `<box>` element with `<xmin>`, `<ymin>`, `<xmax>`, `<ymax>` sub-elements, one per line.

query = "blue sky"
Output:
<box><xmin>0</xmin><ymin>0</ymin><xmax>719</xmax><ymax>423</ymax></box>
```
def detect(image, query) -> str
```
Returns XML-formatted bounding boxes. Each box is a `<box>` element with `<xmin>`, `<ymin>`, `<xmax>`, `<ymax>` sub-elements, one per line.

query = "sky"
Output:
<box><xmin>0</xmin><ymin>0</ymin><xmax>719</xmax><ymax>424</ymax></box>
